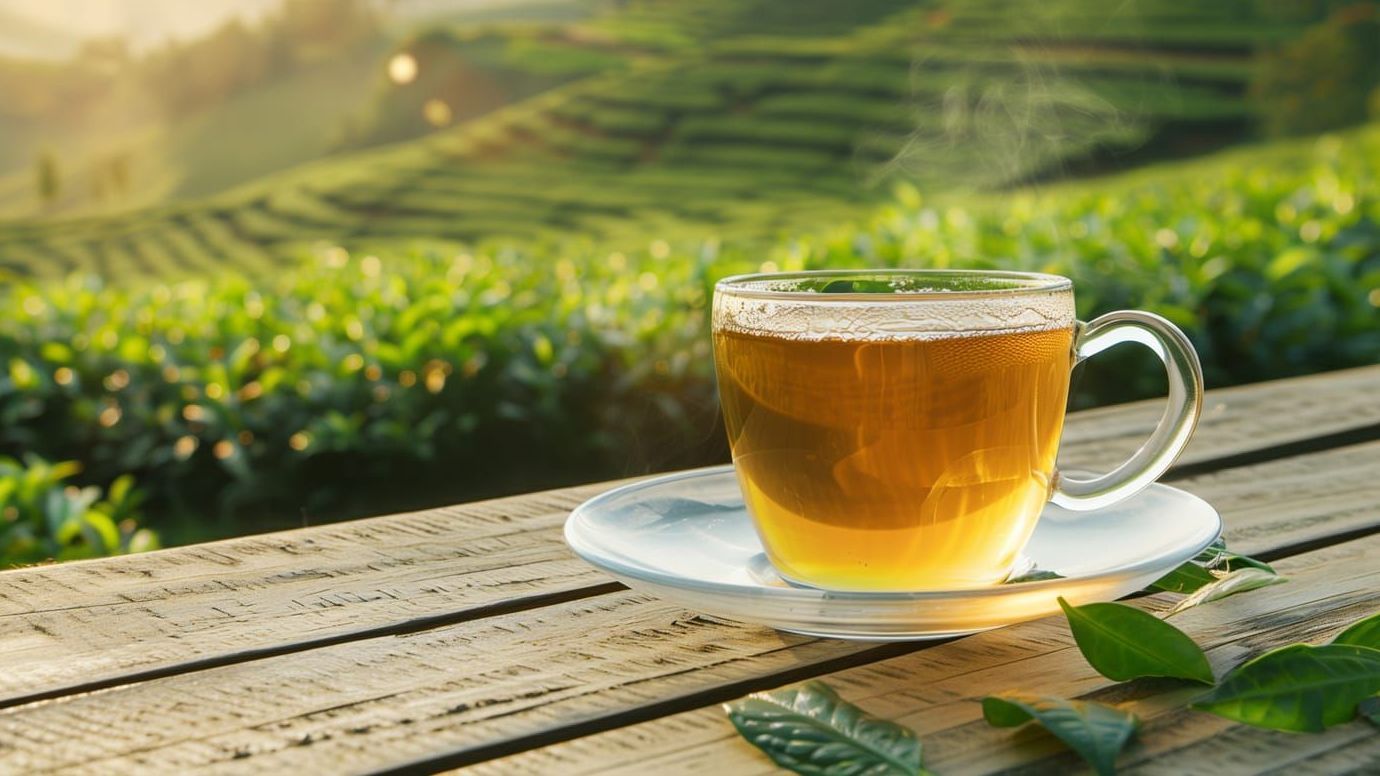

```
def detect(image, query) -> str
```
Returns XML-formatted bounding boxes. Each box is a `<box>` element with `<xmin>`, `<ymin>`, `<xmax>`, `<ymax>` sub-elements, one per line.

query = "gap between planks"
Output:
<box><xmin>0</xmin><ymin>581</ymin><xmax>627</xmax><ymax>710</ymax></box>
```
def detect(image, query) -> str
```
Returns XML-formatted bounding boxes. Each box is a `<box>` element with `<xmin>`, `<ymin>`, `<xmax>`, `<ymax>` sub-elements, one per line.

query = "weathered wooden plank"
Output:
<box><xmin>1161</xmin><ymin>439</ymin><xmax>1380</xmax><ymax>558</ymax></box>
<box><xmin>0</xmin><ymin>590</ymin><xmax>869</xmax><ymax>773</ymax></box>
<box><xmin>0</xmin><ymin>368</ymin><xmax>1375</xmax><ymax>709</ymax></box>
<box><xmin>466</xmin><ymin>534</ymin><xmax>1380</xmax><ymax>776</ymax></box>
<box><xmin>1153</xmin><ymin>728</ymin><xmax>1376</xmax><ymax>776</ymax></box>
<box><xmin>0</xmin><ymin>485</ymin><xmax>618</xmax><ymax>706</ymax></box>
<box><xmin>1058</xmin><ymin>364</ymin><xmax>1380</xmax><ymax>475</ymax></box>
<box><xmin>0</xmin><ymin>442</ymin><xmax>1376</xmax><ymax>774</ymax></box>
<box><xmin>1116</xmin><ymin>697</ymin><xmax>1379</xmax><ymax>775</ymax></box>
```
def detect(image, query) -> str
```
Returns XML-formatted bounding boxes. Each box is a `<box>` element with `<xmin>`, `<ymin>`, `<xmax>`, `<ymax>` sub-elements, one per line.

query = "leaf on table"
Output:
<box><xmin>724</xmin><ymin>680</ymin><xmax>929</xmax><ymax>776</ymax></box>
<box><xmin>982</xmin><ymin>695</ymin><xmax>1138</xmax><ymax>776</ymax></box>
<box><xmin>1148</xmin><ymin>561</ymin><xmax>1219</xmax><ymax>594</ymax></box>
<box><xmin>1058</xmin><ymin>597</ymin><xmax>1214</xmax><ymax>684</ymax></box>
<box><xmin>1005</xmin><ymin>568</ymin><xmax>1065</xmax><ymax>584</ymax></box>
<box><xmin>1165</xmin><ymin>568</ymin><xmax>1288</xmax><ymax>617</ymax></box>
<box><xmin>1191</xmin><ymin>644</ymin><xmax>1380</xmax><ymax>732</ymax></box>
<box><xmin>1148</xmin><ymin>539</ymin><xmax>1275</xmax><ymax>594</ymax></box>
<box><xmin>1358</xmin><ymin>696</ymin><xmax>1380</xmax><ymax>727</ymax></box>
<box><xmin>1204</xmin><ymin>542</ymin><xmax>1275</xmax><ymax>575</ymax></box>
<box><xmin>1331</xmin><ymin>612</ymin><xmax>1380</xmax><ymax>650</ymax></box>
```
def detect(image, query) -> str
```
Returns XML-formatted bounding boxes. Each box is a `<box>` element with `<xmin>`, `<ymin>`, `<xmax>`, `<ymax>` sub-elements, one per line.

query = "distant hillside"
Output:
<box><xmin>0</xmin><ymin>0</ymin><xmax>281</xmax><ymax>56</ymax></box>
<box><xmin>0</xmin><ymin>4</ymin><xmax>82</xmax><ymax>61</ymax></box>
<box><xmin>0</xmin><ymin>36</ymin><xmax>391</xmax><ymax>218</ymax></box>
<box><xmin>389</xmin><ymin>0</ymin><xmax>596</xmax><ymax>25</ymax></box>
<box><xmin>0</xmin><ymin>0</ymin><xmax>1344</xmax><ymax>279</ymax></box>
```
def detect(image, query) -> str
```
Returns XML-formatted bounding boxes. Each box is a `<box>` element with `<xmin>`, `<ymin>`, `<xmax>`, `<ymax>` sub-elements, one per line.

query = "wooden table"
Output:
<box><xmin>3</xmin><ymin>366</ymin><xmax>1379</xmax><ymax>775</ymax></box>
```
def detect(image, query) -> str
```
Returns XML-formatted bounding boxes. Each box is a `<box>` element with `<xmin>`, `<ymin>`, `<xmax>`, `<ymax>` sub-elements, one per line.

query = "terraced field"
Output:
<box><xmin>0</xmin><ymin>0</ymin><xmax>1325</xmax><ymax>279</ymax></box>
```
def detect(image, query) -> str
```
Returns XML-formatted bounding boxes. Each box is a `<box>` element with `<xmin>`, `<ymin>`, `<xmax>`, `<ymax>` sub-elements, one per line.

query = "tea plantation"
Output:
<box><xmin>0</xmin><ymin>0</ymin><xmax>1324</xmax><ymax>279</ymax></box>
<box><xmin>3</xmin><ymin>124</ymin><xmax>1377</xmax><ymax>562</ymax></box>
<box><xmin>1</xmin><ymin>0</ymin><xmax>1375</xmax><ymax>562</ymax></box>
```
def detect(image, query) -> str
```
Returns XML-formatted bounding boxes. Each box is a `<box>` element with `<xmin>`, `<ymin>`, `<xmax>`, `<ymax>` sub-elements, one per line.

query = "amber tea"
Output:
<box><xmin>716</xmin><ymin>324</ymin><xmax>1074</xmax><ymax>590</ymax></box>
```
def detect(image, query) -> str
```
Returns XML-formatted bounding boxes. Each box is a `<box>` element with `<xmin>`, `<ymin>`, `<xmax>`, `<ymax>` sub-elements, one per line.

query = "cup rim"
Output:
<box><xmin>715</xmin><ymin>268</ymin><xmax>1072</xmax><ymax>302</ymax></box>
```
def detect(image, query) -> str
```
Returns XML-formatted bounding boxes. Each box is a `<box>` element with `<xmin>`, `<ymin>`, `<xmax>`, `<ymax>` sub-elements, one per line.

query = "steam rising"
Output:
<box><xmin>880</xmin><ymin>4</ymin><xmax>1171</xmax><ymax>191</ymax></box>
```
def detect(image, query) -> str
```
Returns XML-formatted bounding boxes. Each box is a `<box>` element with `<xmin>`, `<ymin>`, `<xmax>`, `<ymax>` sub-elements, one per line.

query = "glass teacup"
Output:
<box><xmin>712</xmin><ymin>270</ymin><xmax>1202</xmax><ymax>591</ymax></box>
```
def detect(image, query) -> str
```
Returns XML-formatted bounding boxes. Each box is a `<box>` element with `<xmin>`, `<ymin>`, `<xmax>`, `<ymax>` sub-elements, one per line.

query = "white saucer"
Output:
<box><xmin>565</xmin><ymin>466</ymin><xmax>1221</xmax><ymax>641</ymax></box>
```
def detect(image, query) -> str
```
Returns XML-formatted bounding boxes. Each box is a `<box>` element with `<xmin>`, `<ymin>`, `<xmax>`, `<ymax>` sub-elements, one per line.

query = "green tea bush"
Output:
<box><xmin>1</xmin><ymin>127</ymin><xmax>1377</xmax><ymax>543</ymax></box>
<box><xmin>0</xmin><ymin>457</ymin><xmax>157</xmax><ymax>567</ymax></box>
<box><xmin>812</xmin><ymin>129</ymin><xmax>1380</xmax><ymax>395</ymax></box>
<box><xmin>0</xmin><ymin>240</ymin><xmax>726</xmax><ymax>533</ymax></box>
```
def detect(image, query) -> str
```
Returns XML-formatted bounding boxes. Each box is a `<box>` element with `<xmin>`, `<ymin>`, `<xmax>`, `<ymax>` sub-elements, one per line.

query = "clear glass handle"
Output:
<box><xmin>1052</xmin><ymin>310</ymin><xmax>1203</xmax><ymax>511</ymax></box>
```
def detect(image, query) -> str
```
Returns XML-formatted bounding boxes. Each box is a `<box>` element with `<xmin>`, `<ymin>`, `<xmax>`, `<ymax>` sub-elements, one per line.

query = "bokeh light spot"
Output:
<box><xmin>388</xmin><ymin>53</ymin><xmax>418</xmax><ymax>85</ymax></box>
<box><xmin>423</xmin><ymin>98</ymin><xmax>453</xmax><ymax>127</ymax></box>
<box><xmin>174</xmin><ymin>436</ymin><xmax>199</xmax><ymax>459</ymax></box>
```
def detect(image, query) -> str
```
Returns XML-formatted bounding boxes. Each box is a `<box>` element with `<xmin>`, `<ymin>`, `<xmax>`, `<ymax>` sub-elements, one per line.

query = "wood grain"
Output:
<box><xmin>1057</xmin><ymin>364</ymin><xmax>1380</xmax><ymax>475</ymax></box>
<box><xmin>0</xmin><ymin>483</ymin><xmax>614</xmax><ymax>706</ymax></box>
<box><xmin>0</xmin><ymin>591</ymin><xmax>871</xmax><ymax>773</ymax></box>
<box><xmin>1173</xmin><ymin>439</ymin><xmax>1380</xmax><ymax>558</ymax></box>
<box><xmin>0</xmin><ymin>442</ymin><xmax>1376</xmax><ymax>774</ymax></box>
<box><xmin>467</xmin><ymin>534</ymin><xmax>1380</xmax><ymax>776</ymax></box>
<box><xmin>1</xmin><ymin>368</ymin><xmax>1376</xmax><ymax>709</ymax></box>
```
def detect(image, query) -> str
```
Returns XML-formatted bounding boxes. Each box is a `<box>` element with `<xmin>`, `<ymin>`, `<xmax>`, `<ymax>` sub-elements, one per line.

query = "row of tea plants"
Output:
<box><xmin>1</xmin><ymin>126</ymin><xmax>1377</xmax><ymax>564</ymax></box>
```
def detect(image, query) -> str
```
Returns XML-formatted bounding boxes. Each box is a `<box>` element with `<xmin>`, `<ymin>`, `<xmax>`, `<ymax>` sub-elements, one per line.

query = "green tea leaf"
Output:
<box><xmin>1165</xmin><ymin>568</ymin><xmax>1288</xmax><ymax>617</ymax></box>
<box><xmin>1227</xmin><ymin>554</ymin><xmax>1274</xmax><ymax>573</ymax></box>
<box><xmin>982</xmin><ymin>695</ymin><xmax>1138</xmax><ymax>776</ymax></box>
<box><xmin>724</xmin><ymin>680</ymin><xmax>927</xmax><ymax>776</ymax></box>
<box><xmin>1148</xmin><ymin>540</ymin><xmax>1275</xmax><ymax>594</ymax></box>
<box><xmin>1149</xmin><ymin>561</ymin><xmax>1219</xmax><ymax>594</ymax></box>
<box><xmin>1191</xmin><ymin>644</ymin><xmax>1380</xmax><ymax>732</ymax></box>
<box><xmin>831</xmin><ymin>279</ymin><xmax>891</xmax><ymax>293</ymax></box>
<box><xmin>1331</xmin><ymin>612</ymin><xmax>1380</xmax><ymax>650</ymax></box>
<box><xmin>1058</xmin><ymin>597</ymin><xmax>1214</xmax><ymax>684</ymax></box>
<box><xmin>78</xmin><ymin>510</ymin><xmax>121</xmax><ymax>554</ymax></box>
<box><xmin>1005</xmin><ymin>568</ymin><xmax>1065</xmax><ymax>584</ymax></box>
<box><xmin>1200</xmin><ymin>539</ymin><xmax>1275</xmax><ymax>574</ymax></box>
<box><xmin>793</xmin><ymin>275</ymin><xmax>1020</xmax><ymax>295</ymax></box>
<box><xmin>1359</xmin><ymin>696</ymin><xmax>1380</xmax><ymax>727</ymax></box>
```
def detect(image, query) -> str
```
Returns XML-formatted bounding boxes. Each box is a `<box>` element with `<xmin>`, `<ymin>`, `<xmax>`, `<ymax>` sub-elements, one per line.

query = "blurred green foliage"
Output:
<box><xmin>0</xmin><ymin>239</ymin><xmax>722</xmax><ymax>534</ymax></box>
<box><xmin>0</xmin><ymin>457</ymin><xmax>156</xmax><ymax>567</ymax></box>
<box><xmin>1252</xmin><ymin>3</ymin><xmax>1380</xmax><ymax>137</ymax></box>
<box><xmin>0</xmin><ymin>125</ymin><xmax>1377</xmax><ymax>547</ymax></box>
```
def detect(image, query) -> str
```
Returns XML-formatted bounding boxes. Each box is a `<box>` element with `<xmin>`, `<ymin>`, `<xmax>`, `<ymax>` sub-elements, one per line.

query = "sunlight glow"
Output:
<box><xmin>388</xmin><ymin>53</ymin><xmax>418</xmax><ymax>85</ymax></box>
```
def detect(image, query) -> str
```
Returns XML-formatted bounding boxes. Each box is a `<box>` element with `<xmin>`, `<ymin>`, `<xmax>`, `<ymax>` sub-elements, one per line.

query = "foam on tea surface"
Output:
<box><xmin>713</xmin><ymin>272</ymin><xmax>1074</xmax><ymax>342</ymax></box>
